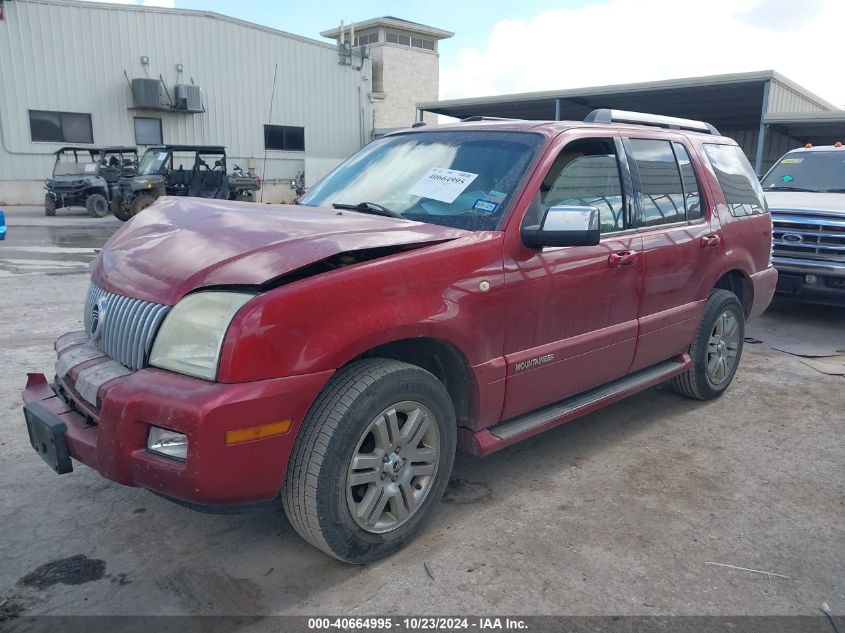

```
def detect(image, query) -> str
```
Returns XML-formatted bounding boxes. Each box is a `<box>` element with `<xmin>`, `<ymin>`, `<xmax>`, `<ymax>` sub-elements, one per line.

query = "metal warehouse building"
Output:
<box><xmin>0</xmin><ymin>0</ymin><xmax>449</xmax><ymax>204</ymax></box>
<box><xmin>419</xmin><ymin>71</ymin><xmax>845</xmax><ymax>176</ymax></box>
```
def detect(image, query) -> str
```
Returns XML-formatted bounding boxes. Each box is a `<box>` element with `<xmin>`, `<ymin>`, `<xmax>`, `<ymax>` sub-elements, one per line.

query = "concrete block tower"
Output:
<box><xmin>322</xmin><ymin>17</ymin><xmax>453</xmax><ymax>135</ymax></box>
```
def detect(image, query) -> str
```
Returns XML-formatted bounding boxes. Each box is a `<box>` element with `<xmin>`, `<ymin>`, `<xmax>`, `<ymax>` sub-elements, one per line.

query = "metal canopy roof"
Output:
<box><xmin>418</xmin><ymin>71</ymin><xmax>838</xmax><ymax>130</ymax></box>
<box><xmin>763</xmin><ymin>111</ymin><xmax>845</xmax><ymax>144</ymax></box>
<box><xmin>321</xmin><ymin>16</ymin><xmax>453</xmax><ymax>40</ymax></box>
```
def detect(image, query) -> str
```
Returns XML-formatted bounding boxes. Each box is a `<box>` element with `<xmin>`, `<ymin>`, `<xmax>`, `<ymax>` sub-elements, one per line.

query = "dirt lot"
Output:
<box><xmin>0</xmin><ymin>207</ymin><xmax>843</xmax><ymax>618</ymax></box>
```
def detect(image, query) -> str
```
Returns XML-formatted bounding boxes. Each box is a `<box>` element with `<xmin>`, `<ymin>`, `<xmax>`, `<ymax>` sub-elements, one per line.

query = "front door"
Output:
<box><xmin>500</xmin><ymin>133</ymin><xmax>643</xmax><ymax>420</ymax></box>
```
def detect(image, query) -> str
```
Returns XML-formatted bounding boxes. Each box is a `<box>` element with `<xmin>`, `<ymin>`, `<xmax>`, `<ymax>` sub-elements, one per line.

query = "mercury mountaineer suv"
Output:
<box><xmin>762</xmin><ymin>143</ymin><xmax>845</xmax><ymax>305</ymax></box>
<box><xmin>22</xmin><ymin>110</ymin><xmax>776</xmax><ymax>563</ymax></box>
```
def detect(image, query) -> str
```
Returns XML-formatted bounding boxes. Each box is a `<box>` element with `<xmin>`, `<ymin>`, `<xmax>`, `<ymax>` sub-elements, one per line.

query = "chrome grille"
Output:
<box><xmin>771</xmin><ymin>209</ymin><xmax>845</xmax><ymax>264</ymax></box>
<box><xmin>83</xmin><ymin>283</ymin><xmax>170</xmax><ymax>371</ymax></box>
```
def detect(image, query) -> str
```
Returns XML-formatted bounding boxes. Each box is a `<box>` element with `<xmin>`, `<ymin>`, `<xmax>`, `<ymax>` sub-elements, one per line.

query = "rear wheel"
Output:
<box><xmin>85</xmin><ymin>193</ymin><xmax>109</xmax><ymax>218</ymax></box>
<box><xmin>235</xmin><ymin>191</ymin><xmax>255</xmax><ymax>202</ymax></box>
<box><xmin>672</xmin><ymin>289</ymin><xmax>745</xmax><ymax>400</ymax></box>
<box><xmin>44</xmin><ymin>194</ymin><xmax>56</xmax><ymax>217</ymax></box>
<box><xmin>283</xmin><ymin>359</ymin><xmax>456</xmax><ymax>563</ymax></box>
<box><xmin>130</xmin><ymin>194</ymin><xmax>156</xmax><ymax>217</ymax></box>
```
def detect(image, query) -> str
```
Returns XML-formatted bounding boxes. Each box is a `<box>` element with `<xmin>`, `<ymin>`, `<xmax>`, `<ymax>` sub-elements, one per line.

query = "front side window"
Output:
<box><xmin>30</xmin><ymin>110</ymin><xmax>93</xmax><ymax>143</ymax></box>
<box><xmin>628</xmin><ymin>139</ymin><xmax>685</xmax><ymax>227</ymax></box>
<box><xmin>703</xmin><ymin>143</ymin><xmax>767</xmax><ymax>217</ymax></box>
<box><xmin>299</xmin><ymin>130</ymin><xmax>544</xmax><ymax>231</ymax></box>
<box><xmin>537</xmin><ymin>138</ymin><xmax>626</xmax><ymax>233</ymax></box>
<box><xmin>761</xmin><ymin>150</ymin><xmax>845</xmax><ymax>194</ymax></box>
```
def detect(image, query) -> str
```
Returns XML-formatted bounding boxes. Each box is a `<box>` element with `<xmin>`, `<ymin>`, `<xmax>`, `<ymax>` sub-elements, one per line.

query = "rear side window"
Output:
<box><xmin>702</xmin><ymin>144</ymin><xmax>767</xmax><ymax>216</ymax></box>
<box><xmin>628</xmin><ymin>139</ymin><xmax>685</xmax><ymax>227</ymax></box>
<box><xmin>673</xmin><ymin>142</ymin><xmax>702</xmax><ymax>221</ymax></box>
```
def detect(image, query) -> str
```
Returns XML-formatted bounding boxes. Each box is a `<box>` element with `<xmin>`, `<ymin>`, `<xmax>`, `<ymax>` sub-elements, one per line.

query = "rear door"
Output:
<box><xmin>622</xmin><ymin>135</ymin><xmax>725</xmax><ymax>371</ymax></box>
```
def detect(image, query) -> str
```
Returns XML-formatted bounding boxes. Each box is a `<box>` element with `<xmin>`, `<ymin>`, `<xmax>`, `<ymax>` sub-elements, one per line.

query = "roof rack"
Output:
<box><xmin>584</xmin><ymin>109</ymin><xmax>720</xmax><ymax>135</ymax></box>
<box><xmin>461</xmin><ymin>116</ymin><xmax>523</xmax><ymax>122</ymax></box>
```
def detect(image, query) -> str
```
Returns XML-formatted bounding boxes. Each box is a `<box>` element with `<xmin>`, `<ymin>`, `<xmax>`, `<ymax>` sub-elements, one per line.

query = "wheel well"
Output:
<box><xmin>355</xmin><ymin>338</ymin><xmax>473</xmax><ymax>426</ymax></box>
<box><xmin>714</xmin><ymin>270</ymin><xmax>752</xmax><ymax>316</ymax></box>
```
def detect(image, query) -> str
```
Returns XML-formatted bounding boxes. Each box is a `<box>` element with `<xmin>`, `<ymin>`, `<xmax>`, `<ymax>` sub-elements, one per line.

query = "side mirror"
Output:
<box><xmin>521</xmin><ymin>205</ymin><xmax>601</xmax><ymax>248</ymax></box>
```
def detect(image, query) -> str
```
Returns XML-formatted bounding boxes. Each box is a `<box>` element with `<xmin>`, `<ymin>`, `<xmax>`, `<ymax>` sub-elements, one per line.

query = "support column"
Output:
<box><xmin>554</xmin><ymin>98</ymin><xmax>561</xmax><ymax>121</ymax></box>
<box><xmin>754</xmin><ymin>80</ymin><xmax>771</xmax><ymax>176</ymax></box>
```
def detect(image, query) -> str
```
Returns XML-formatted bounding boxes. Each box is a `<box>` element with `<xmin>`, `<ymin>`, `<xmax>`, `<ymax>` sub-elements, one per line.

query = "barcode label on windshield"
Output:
<box><xmin>407</xmin><ymin>167</ymin><xmax>478</xmax><ymax>203</ymax></box>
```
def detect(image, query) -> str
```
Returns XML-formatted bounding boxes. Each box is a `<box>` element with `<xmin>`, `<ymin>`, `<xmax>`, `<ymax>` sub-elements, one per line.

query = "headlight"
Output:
<box><xmin>149</xmin><ymin>291</ymin><xmax>254</xmax><ymax>380</ymax></box>
<box><xmin>147</xmin><ymin>426</ymin><xmax>188</xmax><ymax>461</ymax></box>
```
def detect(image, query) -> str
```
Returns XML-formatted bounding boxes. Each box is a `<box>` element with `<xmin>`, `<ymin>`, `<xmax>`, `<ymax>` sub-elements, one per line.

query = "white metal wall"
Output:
<box><xmin>0</xmin><ymin>0</ymin><xmax>372</xmax><ymax>199</ymax></box>
<box><xmin>767</xmin><ymin>79</ymin><xmax>830</xmax><ymax>114</ymax></box>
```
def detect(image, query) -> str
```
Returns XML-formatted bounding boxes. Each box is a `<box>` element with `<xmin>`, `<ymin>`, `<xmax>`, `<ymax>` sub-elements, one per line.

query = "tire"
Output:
<box><xmin>85</xmin><ymin>193</ymin><xmax>109</xmax><ymax>218</ymax></box>
<box><xmin>130</xmin><ymin>194</ymin><xmax>156</xmax><ymax>217</ymax></box>
<box><xmin>110</xmin><ymin>194</ymin><xmax>123</xmax><ymax>217</ymax></box>
<box><xmin>283</xmin><ymin>358</ymin><xmax>457</xmax><ymax>564</ymax></box>
<box><xmin>672</xmin><ymin>289</ymin><xmax>745</xmax><ymax>400</ymax></box>
<box><xmin>235</xmin><ymin>191</ymin><xmax>255</xmax><ymax>202</ymax></box>
<box><xmin>44</xmin><ymin>194</ymin><xmax>56</xmax><ymax>217</ymax></box>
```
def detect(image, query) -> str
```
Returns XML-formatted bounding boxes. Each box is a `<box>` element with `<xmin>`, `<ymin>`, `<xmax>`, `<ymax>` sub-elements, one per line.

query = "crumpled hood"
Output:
<box><xmin>93</xmin><ymin>197</ymin><xmax>471</xmax><ymax>305</ymax></box>
<box><xmin>765</xmin><ymin>191</ymin><xmax>845</xmax><ymax>214</ymax></box>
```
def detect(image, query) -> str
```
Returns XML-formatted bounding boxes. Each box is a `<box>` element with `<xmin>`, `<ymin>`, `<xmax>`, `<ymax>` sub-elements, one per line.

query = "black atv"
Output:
<box><xmin>44</xmin><ymin>147</ymin><xmax>138</xmax><ymax>218</ymax></box>
<box><xmin>116</xmin><ymin>145</ymin><xmax>261</xmax><ymax>221</ymax></box>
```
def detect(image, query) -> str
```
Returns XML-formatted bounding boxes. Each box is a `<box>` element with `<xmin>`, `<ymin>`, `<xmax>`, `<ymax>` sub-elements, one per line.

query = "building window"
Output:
<box><xmin>134</xmin><ymin>117</ymin><xmax>162</xmax><ymax>145</ymax></box>
<box><xmin>264</xmin><ymin>125</ymin><xmax>305</xmax><ymax>151</ymax></box>
<box><xmin>29</xmin><ymin>110</ymin><xmax>93</xmax><ymax>143</ymax></box>
<box><xmin>386</xmin><ymin>32</ymin><xmax>411</xmax><ymax>46</ymax></box>
<box><xmin>354</xmin><ymin>32</ymin><xmax>378</xmax><ymax>46</ymax></box>
<box><xmin>386</xmin><ymin>32</ymin><xmax>434</xmax><ymax>50</ymax></box>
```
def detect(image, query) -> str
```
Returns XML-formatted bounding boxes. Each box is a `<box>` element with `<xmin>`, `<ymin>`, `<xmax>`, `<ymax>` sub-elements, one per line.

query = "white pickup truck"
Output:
<box><xmin>763</xmin><ymin>143</ymin><xmax>845</xmax><ymax>306</ymax></box>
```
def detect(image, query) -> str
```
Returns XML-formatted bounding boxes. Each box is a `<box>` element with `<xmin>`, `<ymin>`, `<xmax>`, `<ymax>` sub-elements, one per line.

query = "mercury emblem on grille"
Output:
<box><xmin>90</xmin><ymin>298</ymin><xmax>108</xmax><ymax>340</ymax></box>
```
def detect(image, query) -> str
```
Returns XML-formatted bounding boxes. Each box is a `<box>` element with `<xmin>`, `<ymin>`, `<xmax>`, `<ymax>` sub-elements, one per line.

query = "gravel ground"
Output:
<box><xmin>0</xmin><ymin>208</ymin><xmax>842</xmax><ymax>619</ymax></box>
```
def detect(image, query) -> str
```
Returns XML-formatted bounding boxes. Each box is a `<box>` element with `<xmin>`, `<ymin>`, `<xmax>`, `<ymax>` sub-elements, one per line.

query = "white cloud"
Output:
<box><xmin>440</xmin><ymin>0</ymin><xmax>845</xmax><ymax>108</ymax></box>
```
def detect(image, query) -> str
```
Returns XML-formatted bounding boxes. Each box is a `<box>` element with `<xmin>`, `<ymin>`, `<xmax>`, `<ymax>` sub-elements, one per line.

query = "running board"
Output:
<box><xmin>464</xmin><ymin>357</ymin><xmax>689</xmax><ymax>455</ymax></box>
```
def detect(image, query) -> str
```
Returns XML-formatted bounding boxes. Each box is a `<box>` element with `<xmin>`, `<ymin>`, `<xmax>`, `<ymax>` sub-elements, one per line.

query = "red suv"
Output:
<box><xmin>22</xmin><ymin>110</ymin><xmax>776</xmax><ymax>563</ymax></box>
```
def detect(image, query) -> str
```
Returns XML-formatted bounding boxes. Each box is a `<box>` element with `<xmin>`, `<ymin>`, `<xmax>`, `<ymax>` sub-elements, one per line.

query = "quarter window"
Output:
<box><xmin>29</xmin><ymin>110</ymin><xmax>93</xmax><ymax>143</ymax></box>
<box><xmin>703</xmin><ymin>144</ymin><xmax>767</xmax><ymax>216</ymax></box>
<box><xmin>628</xmin><ymin>139</ymin><xmax>685</xmax><ymax>227</ymax></box>
<box><xmin>538</xmin><ymin>138</ymin><xmax>626</xmax><ymax>233</ymax></box>
<box><xmin>264</xmin><ymin>125</ymin><xmax>305</xmax><ymax>151</ymax></box>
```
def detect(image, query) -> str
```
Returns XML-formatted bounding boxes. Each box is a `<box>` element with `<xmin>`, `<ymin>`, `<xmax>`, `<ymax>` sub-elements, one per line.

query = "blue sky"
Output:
<box><xmin>167</xmin><ymin>0</ymin><xmax>590</xmax><ymax>71</ymax></box>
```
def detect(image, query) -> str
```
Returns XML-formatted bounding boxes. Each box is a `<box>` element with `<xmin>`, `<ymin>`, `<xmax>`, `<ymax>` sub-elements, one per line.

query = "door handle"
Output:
<box><xmin>700</xmin><ymin>234</ymin><xmax>721</xmax><ymax>249</ymax></box>
<box><xmin>608</xmin><ymin>250</ymin><xmax>638</xmax><ymax>268</ymax></box>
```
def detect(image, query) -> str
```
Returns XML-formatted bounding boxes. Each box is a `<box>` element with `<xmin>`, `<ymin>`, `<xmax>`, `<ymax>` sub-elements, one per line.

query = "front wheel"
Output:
<box><xmin>44</xmin><ymin>194</ymin><xmax>56</xmax><ymax>217</ymax></box>
<box><xmin>672</xmin><ymin>289</ymin><xmax>745</xmax><ymax>400</ymax></box>
<box><xmin>235</xmin><ymin>191</ymin><xmax>255</xmax><ymax>202</ymax></box>
<box><xmin>283</xmin><ymin>359</ymin><xmax>456</xmax><ymax>563</ymax></box>
<box><xmin>130</xmin><ymin>193</ymin><xmax>156</xmax><ymax>217</ymax></box>
<box><xmin>85</xmin><ymin>193</ymin><xmax>109</xmax><ymax>218</ymax></box>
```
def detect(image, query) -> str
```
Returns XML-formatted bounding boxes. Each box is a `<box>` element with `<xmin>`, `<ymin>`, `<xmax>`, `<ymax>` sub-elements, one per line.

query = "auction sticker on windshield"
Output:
<box><xmin>407</xmin><ymin>167</ymin><xmax>478</xmax><ymax>203</ymax></box>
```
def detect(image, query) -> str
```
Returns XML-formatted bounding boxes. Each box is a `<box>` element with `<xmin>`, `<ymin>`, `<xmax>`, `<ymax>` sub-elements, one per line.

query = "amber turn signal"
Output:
<box><xmin>226</xmin><ymin>420</ymin><xmax>292</xmax><ymax>445</ymax></box>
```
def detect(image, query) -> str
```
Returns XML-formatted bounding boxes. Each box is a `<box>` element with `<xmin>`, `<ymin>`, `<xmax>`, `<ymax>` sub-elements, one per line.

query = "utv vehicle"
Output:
<box><xmin>45</xmin><ymin>147</ymin><xmax>138</xmax><ymax>218</ymax></box>
<box><xmin>116</xmin><ymin>145</ymin><xmax>261</xmax><ymax>221</ymax></box>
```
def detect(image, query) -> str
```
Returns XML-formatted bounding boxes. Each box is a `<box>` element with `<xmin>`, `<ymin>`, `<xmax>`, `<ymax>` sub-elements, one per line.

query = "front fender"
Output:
<box><xmin>217</xmin><ymin>234</ymin><xmax>506</xmax><ymax>383</ymax></box>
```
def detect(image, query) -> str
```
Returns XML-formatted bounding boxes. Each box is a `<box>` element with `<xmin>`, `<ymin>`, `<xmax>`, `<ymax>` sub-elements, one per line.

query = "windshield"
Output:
<box><xmin>137</xmin><ymin>149</ymin><xmax>169</xmax><ymax>176</ymax></box>
<box><xmin>299</xmin><ymin>130</ymin><xmax>544</xmax><ymax>230</ymax></box>
<box><xmin>761</xmin><ymin>150</ymin><xmax>845</xmax><ymax>193</ymax></box>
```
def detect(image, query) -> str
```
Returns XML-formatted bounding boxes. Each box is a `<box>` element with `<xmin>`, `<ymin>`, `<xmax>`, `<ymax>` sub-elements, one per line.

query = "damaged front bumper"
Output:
<box><xmin>22</xmin><ymin>331</ymin><xmax>333</xmax><ymax>509</ymax></box>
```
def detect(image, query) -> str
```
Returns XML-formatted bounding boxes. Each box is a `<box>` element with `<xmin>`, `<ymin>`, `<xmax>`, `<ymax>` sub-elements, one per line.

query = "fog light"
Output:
<box><xmin>805</xmin><ymin>274</ymin><xmax>818</xmax><ymax>284</ymax></box>
<box><xmin>147</xmin><ymin>426</ymin><xmax>188</xmax><ymax>461</ymax></box>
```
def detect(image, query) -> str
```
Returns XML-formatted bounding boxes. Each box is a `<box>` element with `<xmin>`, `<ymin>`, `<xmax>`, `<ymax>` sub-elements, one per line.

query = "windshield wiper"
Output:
<box><xmin>332</xmin><ymin>201</ymin><xmax>405</xmax><ymax>219</ymax></box>
<box><xmin>764</xmin><ymin>185</ymin><xmax>817</xmax><ymax>192</ymax></box>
